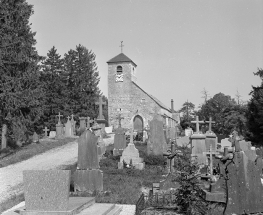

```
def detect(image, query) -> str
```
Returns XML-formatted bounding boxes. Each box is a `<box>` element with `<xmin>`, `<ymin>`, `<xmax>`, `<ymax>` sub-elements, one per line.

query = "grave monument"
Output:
<box><xmin>95</xmin><ymin>96</ymin><xmax>107</xmax><ymax>137</ymax></box>
<box><xmin>73</xmin><ymin>130</ymin><xmax>103</xmax><ymax>192</ymax></box>
<box><xmin>56</xmin><ymin>112</ymin><xmax>64</xmax><ymax>139</ymax></box>
<box><xmin>113</xmin><ymin>113</ymin><xmax>126</xmax><ymax>156</ymax></box>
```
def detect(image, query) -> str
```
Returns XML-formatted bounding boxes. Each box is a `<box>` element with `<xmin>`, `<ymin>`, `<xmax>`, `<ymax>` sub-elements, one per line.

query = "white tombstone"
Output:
<box><xmin>49</xmin><ymin>131</ymin><xmax>56</xmax><ymax>139</ymax></box>
<box><xmin>105</xmin><ymin>126</ymin><xmax>113</xmax><ymax>134</ymax></box>
<box><xmin>185</xmin><ymin>128</ymin><xmax>193</xmax><ymax>137</ymax></box>
<box><xmin>220</xmin><ymin>138</ymin><xmax>232</xmax><ymax>152</ymax></box>
<box><xmin>65</xmin><ymin>121</ymin><xmax>73</xmax><ymax>137</ymax></box>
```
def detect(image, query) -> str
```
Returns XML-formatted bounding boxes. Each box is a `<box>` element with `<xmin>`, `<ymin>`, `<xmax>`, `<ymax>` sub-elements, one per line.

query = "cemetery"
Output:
<box><xmin>1</xmin><ymin>1</ymin><xmax>263</xmax><ymax>215</ymax></box>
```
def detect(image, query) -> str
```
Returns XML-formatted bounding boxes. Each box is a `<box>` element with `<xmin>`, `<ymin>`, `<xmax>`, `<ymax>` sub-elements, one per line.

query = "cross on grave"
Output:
<box><xmin>203</xmin><ymin>144</ymin><xmax>219</xmax><ymax>175</ymax></box>
<box><xmin>71</xmin><ymin>114</ymin><xmax>74</xmax><ymax>121</ymax></box>
<box><xmin>56</xmin><ymin>112</ymin><xmax>63</xmax><ymax>124</ymax></box>
<box><xmin>43</xmin><ymin>127</ymin><xmax>50</xmax><ymax>137</ymax></box>
<box><xmin>95</xmin><ymin>97</ymin><xmax>106</xmax><ymax>120</ymax></box>
<box><xmin>87</xmin><ymin>117</ymin><xmax>94</xmax><ymax>129</ymax></box>
<box><xmin>67</xmin><ymin>116</ymin><xmax>70</xmax><ymax>121</ymax></box>
<box><xmin>116</xmin><ymin>113</ymin><xmax>124</xmax><ymax>128</ymax></box>
<box><xmin>191</xmin><ymin>116</ymin><xmax>204</xmax><ymax>134</ymax></box>
<box><xmin>206</xmin><ymin>117</ymin><xmax>215</xmax><ymax>133</ymax></box>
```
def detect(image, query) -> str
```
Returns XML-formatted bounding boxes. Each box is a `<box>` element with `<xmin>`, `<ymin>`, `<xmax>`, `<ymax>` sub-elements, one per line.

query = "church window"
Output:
<box><xmin>116</xmin><ymin>66</ymin><xmax>124</xmax><ymax>82</ymax></box>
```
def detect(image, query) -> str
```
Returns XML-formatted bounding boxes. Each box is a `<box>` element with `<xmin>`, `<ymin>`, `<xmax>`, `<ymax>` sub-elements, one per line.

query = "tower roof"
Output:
<box><xmin>107</xmin><ymin>53</ymin><xmax>137</xmax><ymax>66</ymax></box>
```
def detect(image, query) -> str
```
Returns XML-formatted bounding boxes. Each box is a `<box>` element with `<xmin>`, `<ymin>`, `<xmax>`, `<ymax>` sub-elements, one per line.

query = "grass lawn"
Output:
<box><xmin>0</xmin><ymin>137</ymin><xmax>78</xmax><ymax>168</ymax></box>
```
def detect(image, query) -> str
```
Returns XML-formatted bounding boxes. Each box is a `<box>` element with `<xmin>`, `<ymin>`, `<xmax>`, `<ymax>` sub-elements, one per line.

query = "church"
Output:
<box><xmin>107</xmin><ymin>52</ymin><xmax>179</xmax><ymax>132</ymax></box>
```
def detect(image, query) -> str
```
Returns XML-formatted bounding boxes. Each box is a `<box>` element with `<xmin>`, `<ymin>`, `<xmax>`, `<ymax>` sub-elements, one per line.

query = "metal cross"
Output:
<box><xmin>95</xmin><ymin>96</ymin><xmax>106</xmax><ymax>119</ymax></box>
<box><xmin>120</xmin><ymin>41</ymin><xmax>124</xmax><ymax>53</ymax></box>
<box><xmin>191</xmin><ymin>116</ymin><xmax>204</xmax><ymax>134</ymax></box>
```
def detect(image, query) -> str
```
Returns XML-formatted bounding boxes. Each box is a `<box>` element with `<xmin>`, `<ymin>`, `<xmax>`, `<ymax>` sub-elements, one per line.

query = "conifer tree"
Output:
<box><xmin>0</xmin><ymin>0</ymin><xmax>44</xmax><ymax>145</ymax></box>
<box><xmin>63</xmin><ymin>45</ymin><xmax>101</xmax><ymax>120</ymax></box>
<box><xmin>39</xmin><ymin>46</ymin><xmax>65</xmax><ymax>130</ymax></box>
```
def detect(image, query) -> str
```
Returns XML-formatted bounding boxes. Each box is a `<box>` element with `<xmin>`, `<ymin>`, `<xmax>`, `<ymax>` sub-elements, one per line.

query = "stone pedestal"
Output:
<box><xmin>73</xmin><ymin>169</ymin><xmax>103</xmax><ymax>192</ymax></box>
<box><xmin>118</xmin><ymin>143</ymin><xmax>145</xmax><ymax>170</ymax></box>
<box><xmin>97</xmin><ymin>118</ymin><xmax>107</xmax><ymax>137</ymax></box>
<box><xmin>56</xmin><ymin>124</ymin><xmax>64</xmax><ymax>139</ymax></box>
<box><xmin>190</xmin><ymin>133</ymin><xmax>207</xmax><ymax>165</ymax></box>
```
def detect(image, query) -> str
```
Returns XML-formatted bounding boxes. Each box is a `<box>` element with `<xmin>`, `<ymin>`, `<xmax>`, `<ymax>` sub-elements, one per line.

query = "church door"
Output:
<box><xmin>133</xmin><ymin>115</ymin><xmax>143</xmax><ymax>132</ymax></box>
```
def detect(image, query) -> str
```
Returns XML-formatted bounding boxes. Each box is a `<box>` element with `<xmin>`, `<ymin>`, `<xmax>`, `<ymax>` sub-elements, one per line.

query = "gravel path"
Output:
<box><xmin>0</xmin><ymin>134</ymin><xmax>115</xmax><ymax>207</ymax></box>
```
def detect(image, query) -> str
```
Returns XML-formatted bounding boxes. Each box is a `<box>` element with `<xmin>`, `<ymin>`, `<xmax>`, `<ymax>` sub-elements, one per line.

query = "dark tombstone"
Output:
<box><xmin>113</xmin><ymin>114</ymin><xmax>126</xmax><ymax>156</ymax></box>
<box><xmin>147</xmin><ymin>115</ymin><xmax>167</xmax><ymax>155</ymax></box>
<box><xmin>73</xmin><ymin>130</ymin><xmax>103</xmax><ymax>192</ymax></box>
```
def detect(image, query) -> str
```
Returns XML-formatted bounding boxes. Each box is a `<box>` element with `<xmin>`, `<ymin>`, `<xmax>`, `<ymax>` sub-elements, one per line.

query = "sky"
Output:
<box><xmin>26</xmin><ymin>0</ymin><xmax>263</xmax><ymax>110</ymax></box>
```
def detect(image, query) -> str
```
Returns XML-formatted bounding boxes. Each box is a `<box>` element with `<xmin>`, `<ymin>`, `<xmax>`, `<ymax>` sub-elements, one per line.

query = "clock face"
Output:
<box><xmin>116</xmin><ymin>73</ymin><xmax>124</xmax><ymax>82</ymax></box>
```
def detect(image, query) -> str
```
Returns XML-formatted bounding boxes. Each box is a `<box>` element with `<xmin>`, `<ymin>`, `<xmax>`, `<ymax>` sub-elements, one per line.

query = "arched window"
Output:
<box><xmin>117</xmin><ymin>66</ymin><xmax>123</xmax><ymax>74</ymax></box>
<box><xmin>116</xmin><ymin>66</ymin><xmax>124</xmax><ymax>82</ymax></box>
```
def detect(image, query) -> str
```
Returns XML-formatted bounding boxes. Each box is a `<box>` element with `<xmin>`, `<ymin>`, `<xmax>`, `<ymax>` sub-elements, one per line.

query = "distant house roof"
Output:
<box><xmin>132</xmin><ymin>81</ymin><xmax>171</xmax><ymax>112</ymax></box>
<box><xmin>107</xmin><ymin>53</ymin><xmax>137</xmax><ymax>66</ymax></box>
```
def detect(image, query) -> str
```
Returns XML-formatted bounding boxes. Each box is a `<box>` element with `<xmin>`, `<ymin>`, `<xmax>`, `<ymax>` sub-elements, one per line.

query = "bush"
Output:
<box><xmin>142</xmin><ymin>153</ymin><xmax>166</xmax><ymax>166</ymax></box>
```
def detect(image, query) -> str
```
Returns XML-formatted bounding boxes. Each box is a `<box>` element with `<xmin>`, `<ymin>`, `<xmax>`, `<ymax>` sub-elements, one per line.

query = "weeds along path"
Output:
<box><xmin>0</xmin><ymin>134</ymin><xmax>114</xmax><ymax>206</ymax></box>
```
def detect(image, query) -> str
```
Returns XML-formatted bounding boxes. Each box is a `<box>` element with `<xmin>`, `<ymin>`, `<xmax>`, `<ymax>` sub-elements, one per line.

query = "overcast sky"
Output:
<box><xmin>26</xmin><ymin>0</ymin><xmax>263</xmax><ymax>110</ymax></box>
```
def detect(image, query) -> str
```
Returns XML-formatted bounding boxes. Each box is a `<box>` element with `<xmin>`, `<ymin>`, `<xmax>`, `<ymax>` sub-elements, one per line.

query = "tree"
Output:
<box><xmin>201</xmin><ymin>88</ymin><xmax>210</xmax><ymax>103</ymax></box>
<box><xmin>247</xmin><ymin>68</ymin><xmax>263</xmax><ymax>145</ymax></box>
<box><xmin>197</xmin><ymin>93</ymin><xmax>237</xmax><ymax>135</ymax></box>
<box><xmin>63</xmin><ymin>45</ymin><xmax>101</xmax><ymax>121</ymax></box>
<box><xmin>179</xmin><ymin>101</ymin><xmax>195</xmax><ymax>130</ymax></box>
<box><xmin>0</xmin><ymin>0</ymin><xmax>44</xmax><ymax>145</ymax></box>
<box><xmin>39</xmin><ymin>46</ymin><xmax>65</xmax><ymax>130</ymax></box>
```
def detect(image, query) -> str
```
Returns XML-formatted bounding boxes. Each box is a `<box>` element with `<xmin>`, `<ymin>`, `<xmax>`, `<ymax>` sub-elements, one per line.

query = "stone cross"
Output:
<box><xmin>43</xmin><ymin>127</ymin><xmax>50</xmax><ymax>138</ymax></box>
<box><xmin>129</xmin><ymin>128</ymin><xmax>134</xmax><ymax>145</ymax></box>
<box><xmin>71</xmin><ymin>114</ymin><xmax>74</xmax><ymax>121</ymax></box>
<box><xmin>120</xmin><ymin>41</ymin><xmax>124</xmax><ymax>53</ymax></box>
<box><xmin>116</xmin><ymin>113</ymin><xmax>124</xmax><ymax>128</ymax></box>
<box><xmin>87</xmin><ymin>117</ymin><xmax>94</xmax><ymax>129</ymax></box>
<box><xmin>56</xmin><ymin>112</ymin><xmax>63</xmax><ymax>125</ymax></box>
<box><xmin>206</xmin><ymin>117</ymin><xmax>215</xmax><ymax>133</ymax></box>
<box><xmin>66</xmin><ymin>116</ymin><xmax>70</xmax><ymax>122</ymax></box>
<box><xmin>95</xmin><ymin>97</ymin><xmax>106</xmax><ymax>120</ymax></box>
<box><xmin>191</xmin><ymin>116</ymin><xmax>204</xmax><ymax>134</ymax></box>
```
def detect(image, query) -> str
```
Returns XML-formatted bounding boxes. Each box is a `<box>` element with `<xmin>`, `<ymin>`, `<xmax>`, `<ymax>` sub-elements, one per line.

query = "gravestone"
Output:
<box><xmin>49</xmin><ymin>131</ymin><xmax>56</xmax><ymax>139</ymax></box>
<box><xmin>56</xmin><ymin>112</ymin><xmax>64</xmax><ymax>139</ymax></box>
<box><xmin>43</xmin><ymin>127</ymin><xmax>50</xmax><ymax>138</ymax></box>
<box><xmin>176</xmin><ymin>136</ymin><xmax>190</xmax><ymax>147</ymax></box>
<box><xmin>32</xmin><ymin>132</ymin><xmax>39</xmax><ymax>144</ymax></box>
<box><xmin>118</xmin><ymin>129</ymin><xmax>145</xmax><ymax>170</ymax></box>
<box><xmin>87</xmin><ymin>117</ymin><xmax>94</xmax><ymax>129</ymax></box>
<box><xmin>237</xmin><ymin>140</ymin><xmax>252</xmax><ymax>151</ymax></box>
<box><xmin>185</xmin><ymin>127</ymin><xmax>193</xmax><ymax>136</ymax></box>
<box><xmin>73</xmin><ymin>130</ymin><xmax>103</xmax><ymax>192</ymax></box>
<box><xmin>70</xmin><ymin>114</ymin><xmax>76</xmax><ymax>135</ymax></box>
<box><xmin>147</xmin><ymin>115</ymin><xmax>167</xmax><ymax>155</ymax></box>
<box><xmin>95</xmin><ymin>97</ymin><xmax>107</xmax><ymax>137</ymax></box>
<box><xmin>190</xmin><ymin>116</ymin><xmax>207</xmax><ymax>164</ymax></box>
<box><xmin>79</xmin><ymin>117</ymin><xmax>87</xmax><ymax>134</ymax></box>
<box><xmin>113</xmin><ymin>114</ymin><xmax>126</xmax><ymax>156</ymax></box>
<box><xmin>220</xmin><ymin>138</ymin><xmax>232</xmax><ymax>152</ymax></box>
<box><xmin>1</xmin><ymin>124</ymin><xmax>7</xmax><ymax>149</ymax></box>
<box><xmin>92</xmin><ymin>121</ymin><xmax>106</xmax><ymax>160</ymax></box>
<box><xmin>22</xmin><ymin>170</ymin><xmax>94</xmax><ymax>215</ymax></box>
<box><xmin>105</xmin><ymin>126</ymin><xmax>113</xmax><ymax>134</ymax></box>
<box><xmin>224</xmin><ymin>147</ymin><xmax>263</xmax><ymax>214</ymax></box>
<box><xmin>65</xmin><ymin>116</ymin><xmax>73</xmax><ymax>137</ymax></box>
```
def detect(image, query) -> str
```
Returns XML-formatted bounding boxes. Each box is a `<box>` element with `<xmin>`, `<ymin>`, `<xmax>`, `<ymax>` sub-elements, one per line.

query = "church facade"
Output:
<box><xmin>107</xmin><ymin>53</ymin><xmax>179</xmax><ymax>132</ymax></box>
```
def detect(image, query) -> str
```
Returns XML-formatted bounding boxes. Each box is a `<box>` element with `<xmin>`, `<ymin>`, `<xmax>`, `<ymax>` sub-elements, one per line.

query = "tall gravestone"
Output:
<box><xmin>70</xmin><ymin>114</ymin><xmax>76</xmax><ymax>136</ymax></box>
<box><xmin>118</xmin><ymin>129</ymin><xmax>145</xmax><ymax>170</ymax></box>
<box><xmin>92</xmin><ymin>121</ymin><xmax>106</xmax><ymax>160</ymax></box>
<box><xmin>147</xmin><ymin>114</ymin><xmax>167</xmax><ymax>155</ymax></box>
<box><xmin>56</xmin><ymin>112</ymin><xmax>64</xmax><ymax>139</ymax></box>
<box><xmin>73</xmin><ymin>130</ymin><xmax>103</xmax><ymax>192</ymax></box>
<box><xmin>95</xmin><ymin>96</ymin><xmax>107</xmax><ymax>137</ymax></box>
<box><xmin>190</xmin><ymin>116</ymin><xmax>207</xmax><ymax>165</ymax></box>
<box><xmin>22</xmin><ymin>170</ymin><xmax>94</xmax><ymax>215</ymax></box>
<box><xmin>65</xmin><ymin>116</ymin><xmax>73</xmax><ymax>137</ymax></box>
<box><xmin>113</xmin><ymin>114</ymin><xmax>126</xmax><ymax>156</ymax></box>
<box><xmin>79</xmin><ymin>117</ymin><xmax>87</xmax><ymax>134</ymax></box>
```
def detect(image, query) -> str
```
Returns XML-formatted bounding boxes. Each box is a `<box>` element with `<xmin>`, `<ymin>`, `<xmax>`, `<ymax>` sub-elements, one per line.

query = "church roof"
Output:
<box><xmin>132</xmin><ymin>81</ymin><xmax>171</xmax><ymax>112</ymax></box>
<box><xmin>107</xmin><ymin>53</ymin><xmax>137</xmax><ymax>66</ymax></box>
